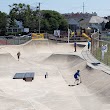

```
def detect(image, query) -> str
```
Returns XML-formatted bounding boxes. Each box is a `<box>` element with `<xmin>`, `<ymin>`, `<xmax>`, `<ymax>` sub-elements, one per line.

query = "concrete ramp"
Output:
<box><xmin>0</xmin><ymin>39</ymin><xmax>110</xmax><ymax>110</ymax></box>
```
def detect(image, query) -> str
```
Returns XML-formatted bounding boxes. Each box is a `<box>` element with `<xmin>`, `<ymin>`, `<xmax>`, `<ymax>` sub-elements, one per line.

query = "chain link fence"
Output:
<box><xmin>91</xmin><ymin>32</ymin><xmax>110</xmax><ymax>66</ymax></box>
<box><xmin>47</xmin><ymin>34</ymin><xmax>88</xmax><ymax>43</ymax></box>
<box><xmin>0</xmin><ymin>36</ymin><xmax>31</xmax><ymax>45</ymax></box>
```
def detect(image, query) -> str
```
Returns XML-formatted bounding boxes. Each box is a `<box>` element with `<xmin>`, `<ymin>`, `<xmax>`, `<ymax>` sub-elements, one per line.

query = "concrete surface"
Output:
<box><xmin>0</xmin><ymin>39</ymin><xmax>110</xmax><ymax>110</ymax></box>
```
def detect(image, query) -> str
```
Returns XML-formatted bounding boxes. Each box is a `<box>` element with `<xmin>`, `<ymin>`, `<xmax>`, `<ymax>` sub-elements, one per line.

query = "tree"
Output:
<box><xmin>0</xmin><ymin>11</ymin><xmax>7</xmax><ymax>35</ymax></box>
<box><xmin>105</xmin><ymin>21</ymin><xmax>110</xmax><ymax>29</ymax></box>
<box><xmin>41</xmin><ymin>10</ymin><xmax>68</xmax><ymax>32</ymax></box>
<box><xmin>41</xmin><ymin>19</ymin><xmax>50</xmax><ymax>31</ymax></box>
<box><xmin>9</xmin><ymin>4</ymin><xmax>68</xmax><ymax>33</ymax></box>
<box><xmin>9</xmin><ymin>3</ymin><xmax>33</xmax><ymax>28</ymax></box>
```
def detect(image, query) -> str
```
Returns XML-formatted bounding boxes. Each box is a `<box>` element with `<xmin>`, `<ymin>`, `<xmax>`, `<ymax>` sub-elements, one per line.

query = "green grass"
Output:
<box><xmin>93</xmin><ymin>42</ymin><xmax>110</xmax><ymax>66</ymax></box>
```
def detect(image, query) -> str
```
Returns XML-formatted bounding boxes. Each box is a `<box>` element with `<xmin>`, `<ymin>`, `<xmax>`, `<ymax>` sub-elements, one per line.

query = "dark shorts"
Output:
<box><xmin>75</xmin><ymin>78</ymin><xmax>79</xmax><ymax>80</ymax></box>
<box><xmin>74</xmin><ymin>76</ymin><xmax>79</xmax><ymax>80</ymax></box>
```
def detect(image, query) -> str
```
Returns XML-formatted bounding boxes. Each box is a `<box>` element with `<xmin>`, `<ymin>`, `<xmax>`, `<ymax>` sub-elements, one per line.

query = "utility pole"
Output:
<box><xmin>38</xmin><ymin>2</ymin><xmax>41</xmax><ymax>34</ymax></box>
<box><xmin>68</xmin><ymin>28</ymin><xmax>70</xmax><ymax>43</ymax></box>
<box><xmin>36</xmin><ymin>2</ymin><xmax>41</xmax><ymax>34</ymax></box>
<box><xmin>83</xmin><ymin>2</ymin><xmax>85</xmax><ymax>14</ymax></box>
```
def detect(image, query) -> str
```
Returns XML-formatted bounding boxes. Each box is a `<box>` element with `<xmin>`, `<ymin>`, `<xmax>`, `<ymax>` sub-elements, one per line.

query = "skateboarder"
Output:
<box><xmin>17</xmin><ymin>51</ymin><xmax>21</xmax><ymax>61</ymax></box>
<box><xmin>74</xmin><ymin>70</ymin><xmax>81</xmax><ymax>85</ymax></box>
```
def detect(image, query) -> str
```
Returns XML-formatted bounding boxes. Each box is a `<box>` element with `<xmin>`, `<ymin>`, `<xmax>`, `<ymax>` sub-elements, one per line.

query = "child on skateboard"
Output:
<box><xmin>74</xmin><ymin>70</ymin><xmax>81</xmax><ymax>85</ymax></box>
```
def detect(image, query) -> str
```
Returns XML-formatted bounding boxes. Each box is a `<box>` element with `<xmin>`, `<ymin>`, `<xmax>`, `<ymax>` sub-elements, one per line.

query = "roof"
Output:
<box><xmin>67</xmin><ymin>18</ymin><xmax>79</xmax><ymax>26</ymax></box>
<box><xmin>89</xmin><ymin>16</ymin><xmax>109</xmax><ymax>24</ymax></box>
<box><xmin>80</xmin><ymin>16</ymin><xmax>109</xmax><ymax>24</ymax></box>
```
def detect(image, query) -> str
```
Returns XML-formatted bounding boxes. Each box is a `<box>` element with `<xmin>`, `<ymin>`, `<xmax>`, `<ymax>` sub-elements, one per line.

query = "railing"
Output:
<box><xmin>47</xmin><ymin>34</ymin><xmax>88</xmax><ymax>43</ymax></box>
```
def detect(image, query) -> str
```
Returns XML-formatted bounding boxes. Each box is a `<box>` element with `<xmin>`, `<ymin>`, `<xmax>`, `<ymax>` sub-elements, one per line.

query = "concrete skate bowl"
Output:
<box><xmin>43</xmin><ymin>54</ymin><xmax>86</xmax><ymax>81</ymax></box>
<box><xmin>59</xmin><ymin>57</ymin><xmax>110</xmax><ymax>109</ymax></box>
<box><xmin>0</xmin><ymin>39</ymin><xmax>87</xmax><ymax>109</ymax></box>
<box><xmin>0</xmin><ymin>39</ymin><xmax>85</xmax><ymax>76</ymax></box>
<box><xmin>79</xmin><ymin>68</ymin><xmax>110</xmax><ymax>109</ymax></box>
<box><xmin>0</xmin><ymin>39</ymin><xmax>110</xmax><ymax>109</ymax></box>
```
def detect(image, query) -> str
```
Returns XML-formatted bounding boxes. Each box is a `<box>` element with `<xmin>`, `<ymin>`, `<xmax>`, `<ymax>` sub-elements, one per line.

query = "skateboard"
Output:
<box><xmin>68</xmin><ymin>85</ymin><xmax>75</xmax><ymax>86</ymax></box>
<box><xmin>68</xmin><ymin>82</ymin><xmax>82</xmax><ymax>86</ymax></box>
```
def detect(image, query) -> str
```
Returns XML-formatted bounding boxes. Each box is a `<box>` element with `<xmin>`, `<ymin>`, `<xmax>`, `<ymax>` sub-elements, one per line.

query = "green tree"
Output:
<box><xmin>9</xmin><ymin>4</ymin><xmax>68</xmax><ymax>33</ymax></box>
<box><xmin>9</xmin><ymin>3</ymin><xmax>40</xmax><ymax>31</ymax></box>
<box><xmin>9</xmin><ymin>3</ymin><xmax>33</xmax><ymax>28</ymax></box>
<box><xmin>41</xmin><ymin>19</ymin><xmax>50</xmax><ymax>31</ymax></box>
<box><xmin>0</xmin><ymin>11</ymin><xmax>7</xmax><ymax>34</ymax></box>
<box><xmin>41</xmin><ymin>10</ymin><xmax>68</xmax><ymax>32</ymax></box>
<box><xmin>105</xmin><ymin>21</ymin><xmax>110</xmax><ymax>29</ymax></box>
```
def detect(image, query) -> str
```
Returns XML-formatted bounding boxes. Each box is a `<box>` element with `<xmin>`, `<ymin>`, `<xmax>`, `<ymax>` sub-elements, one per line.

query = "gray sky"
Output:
<box><xmin>0</xmin><ymin>0</ymin><xmax>110</xmax><ymax>17</ymax></box>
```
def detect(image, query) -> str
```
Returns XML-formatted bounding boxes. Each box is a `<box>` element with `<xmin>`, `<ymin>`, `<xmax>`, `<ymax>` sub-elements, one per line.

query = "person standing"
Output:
<box><xmin>88</xmin><ymin>41</ymin><xmax>91</xmax><ymax>51</ymax></box>
<box><xmin>74</xmin><ymin>42</ymin><xmax>77</xmax><ymax>52</ymax></box>
<box><xmin>74</xmin><ymin>70</ymin><xmax>81</xmax><ymax>85</ymax></box>
<box><xmin>46</xmin><ymin>72</ymin><xmax>48</xmax><ymax>78</ymax></box>
<box><xmin>45</xmin><ymin>72</ymin><xmax>48</xmax><ymax>79</ymax></box>
<box><xmin>17</xmin><ymin>51</ymin><xmax>21</xmax><ymax>61</ymax></box>
<box><xmin>101</xmin><ymin>44</ymin><xmax>105</xmax><ymax>60</ymax></box>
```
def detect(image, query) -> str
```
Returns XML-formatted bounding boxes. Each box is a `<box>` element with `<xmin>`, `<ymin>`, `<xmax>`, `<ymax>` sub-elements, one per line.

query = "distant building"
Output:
<box><xmin>106</xmin><ymin>16</ymin><xmax>110</xmax><ymax>21</ymax></box>
<box><xmin>6</xmin><ymin>19</ymin><xmax>24</xmax><ymax>34</ymax></box>
<box><xmin>63</xmin><ymin>12</ymin><xmax>97</xmax><ymax>22</ymax></box>
<box><xmin>15</xmin><ymin>20</ymin><xmax>24</xmax><ymax>29</ymax></box>
<box><xmin>67</xmin><ymin>18</ymin><xmax>80</xmax><ymax>31</ymax></box>
<box><xmin>79</xmin><ymin>16</ymin><xmax>109</xmax><ymax>32</ymax></box>
<box><xmin>6</xmin><ymin>27</ymin><xmax>23</xmax><ymax>34</ymax></box>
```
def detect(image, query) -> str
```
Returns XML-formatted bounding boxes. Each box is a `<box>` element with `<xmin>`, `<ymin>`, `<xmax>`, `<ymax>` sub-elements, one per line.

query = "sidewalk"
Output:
<box><xmin>81</xmin><ymin>45</ymin><xmax>110</xmax><ymax>74</ymax></box>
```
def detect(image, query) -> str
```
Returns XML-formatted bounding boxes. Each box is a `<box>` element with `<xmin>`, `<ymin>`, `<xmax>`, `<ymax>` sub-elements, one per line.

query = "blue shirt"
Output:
<box><xmin>74</xmin><ymin>71</ymin><xmax>80</xmax><ymax>79</ymax></box>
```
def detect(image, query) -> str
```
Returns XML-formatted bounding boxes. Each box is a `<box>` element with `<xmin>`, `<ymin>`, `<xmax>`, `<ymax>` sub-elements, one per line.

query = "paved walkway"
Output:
<box><xmin>81</xmin><ymin>45</ymin><xmax>110</xmax><ymax>74</ymax></box>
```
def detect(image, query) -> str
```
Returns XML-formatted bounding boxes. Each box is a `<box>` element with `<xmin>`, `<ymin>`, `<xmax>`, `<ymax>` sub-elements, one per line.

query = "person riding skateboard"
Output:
<box><xmin>74</xmin><ymin>70</ymin><xmax>81</xmax><ymax>85</ymax></box>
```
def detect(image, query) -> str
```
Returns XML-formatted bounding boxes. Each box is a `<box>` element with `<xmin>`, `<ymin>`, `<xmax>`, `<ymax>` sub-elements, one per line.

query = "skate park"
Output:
<box><xmin>0</xmin><ymin>33</ymin><xmax>110</xmax><ymax>110</ymax></box>
<box><xmin>0</xmin><ymin>0</ymin><xmax>110</xmax><ymax>109</ymax></box>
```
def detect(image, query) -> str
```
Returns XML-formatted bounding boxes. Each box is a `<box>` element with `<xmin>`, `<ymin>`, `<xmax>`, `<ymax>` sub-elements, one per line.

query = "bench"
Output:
<box><xmin>13</xmin><ymin>72</ymin><xmax>35</xmax><ymax>82</ymax></box>
<box><xmin>23</xmin><ymin>72</ymin><xmax>35</xmax><ymax>82</ymax></box>
<box><xmin>13</xmin><ymin>73</ymin><xmax>26</xmax><ymax>79</ymax></box>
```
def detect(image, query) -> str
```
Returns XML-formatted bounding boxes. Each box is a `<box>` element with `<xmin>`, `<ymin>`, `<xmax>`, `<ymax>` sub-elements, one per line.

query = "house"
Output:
<box><xmin>79</xmin><ymin>16</ymin><xmax>109</xmax><ymax>32</ymax></box>
<box><xmin>6</xmin><ymin>19</ymin><xmax>24</xmax><ymax>34</ymax></box>
<box><xmin>67</xmin><ymin>18</ymin><xmax>80</xmax><ymax>31</ymax></box>
<box><xmin>15</xmin><ymin>20</ymin><xmax>24</xmax><ymax>29</ymax></box>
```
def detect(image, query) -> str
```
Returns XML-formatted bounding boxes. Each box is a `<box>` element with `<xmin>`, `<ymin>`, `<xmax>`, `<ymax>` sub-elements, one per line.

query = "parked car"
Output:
<box><xmin>20</xmin><ymin>34</ymin><xmax>31</xmax><ymax>38</ymax></box>
<box><xmin>107</xmin><ymin>32</ymin><xmax>110</xmax><ymax>36</ymax></box>
<box><xmin>5</xmin><ymin>35</ymin><xmax>14</xmax><ymax>39</ymax></box>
